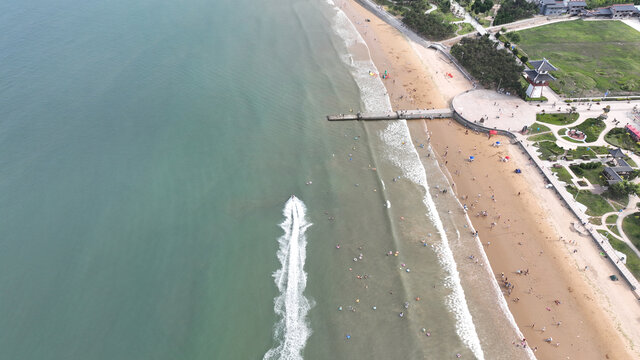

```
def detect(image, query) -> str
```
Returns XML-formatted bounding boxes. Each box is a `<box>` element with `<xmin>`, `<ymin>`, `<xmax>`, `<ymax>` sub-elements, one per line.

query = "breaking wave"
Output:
<box><xmin>264</xmin><ymin>196</ymin><xmax>313</xmax><ymax>360</ymax></box>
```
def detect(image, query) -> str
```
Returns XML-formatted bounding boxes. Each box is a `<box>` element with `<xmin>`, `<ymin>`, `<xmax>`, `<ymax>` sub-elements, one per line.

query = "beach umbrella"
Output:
<box><xmin>505</xmin><ymin>156</ymin><xmax>510</xmax><ymax>160</ymax></box>
<box><xmin>496</xmin><ymin>141</ymin><xmax>501</xmax><ymax>145</ymax></box>
<box><xmin>490</xmin><ymin>130</ymin><xmax>498</xmax><ymax>135</ymax></box>
<box><xmin>469</xmin><ymin>156</ymin><xmax>475</xmax><ymax>161</ymax></box>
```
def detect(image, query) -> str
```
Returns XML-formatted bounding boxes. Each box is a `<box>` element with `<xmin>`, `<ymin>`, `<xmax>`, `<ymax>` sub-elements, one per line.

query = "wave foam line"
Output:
<box><xmin>264</xmin><ymin>196</ymin><xmax>313</xmax><ymax>360</ymax></box>
<box><xmin>324</xmin><ymin>1</ymin><xmax>485</xmax><ymax>357</ymax></box>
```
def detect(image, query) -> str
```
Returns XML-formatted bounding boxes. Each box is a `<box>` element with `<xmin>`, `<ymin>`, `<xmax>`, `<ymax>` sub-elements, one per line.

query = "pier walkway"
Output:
<box><xmin>327</xmin><ymin>108</ymin><xmax>453</xmax><ymax>121</ymax></box>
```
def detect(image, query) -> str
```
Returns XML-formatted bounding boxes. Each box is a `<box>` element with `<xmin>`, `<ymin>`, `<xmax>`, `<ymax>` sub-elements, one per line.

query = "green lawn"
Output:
<box><xmin>566</xmin><ymin>185</ymin><xmax>615</xmax><ymax>216</ymax></box>
<box><xmin>434</xmin><ymin>10</ymin><xmax>463</xmax><ymax>23</ymax></box>
<box><xmin>528</xmin><ymin>133</ymin><xmax>556</xmax><ymax>142</ymax></box>
<box><xmin>517</xmin><ymin>20</ymin><xmax>640</xmax><ymax>96</ymax></box>
<box><xmin>573</xmin><ymin>118</ymin><xmax>606</xmax><ymax>143</ymax></box>
<box><xmin>606</xmin><ymin>214</ymin><xmax>619</xmax><ymax>224</ymax></box>
<box><xmin>591</xmin><ymin>216</ymin><xmax>603</xmax><ymax>225</ymax></box>
<box><xmin>457</xmin><ymin>23</ymin><xmax>475</xmax><ymax>35</ymax></box>
<box><xmin>609</xmin><ymin>224</ymin><xmax>621</xmax><ymax>236</ymax></box>
<box><xmin>599</xmin><ymin>230</ymin><xmax>640</xmax><ymax>281</ymax></box>
<box><xmin>622</xmin><ymin>212</ymin><xmax>640</xmax><ymax>249</ymax></box>
<box><xmin>529</xmin><ymin>123</ymin><xmax>551</xmax><ymax>134</ymax></box>
<box><xmin>558</xmin><ymin>128</ymin><xmax>567</xmax><ymax>136</ymax></box>
<box><xmin>562</xmin><ymin>136</ymin><xmax>584</xmax><ymax>143</ymax></box>
<box><xmin>536</xmin><ymin>112</ymin><xmax>579</xmax><ymax>125</ymax></box>
<box><xmin>605</xmin><ymin>128</ymin><xmax>640</xmax><ymax>155</ymax></box>
<box><xmin>566</xmin><ymin>146</ymin><xmax>597</xmax><ymax>160</ymax></box>
<box><xmin>552</xmin><ymin>166</ymin><xmax>573</xmax><ymax>183</ymax></box>
<box><xmin>569</xmin><ymin>162</ymin><xmax>605</xmax><ymax>185</ymax></box>
<box><xmin>590</xmin><ymin>145</ymin><xmax>610</xmax><ymax>155</ymax></box>
<box><xmin>535</xmin><ymin>141</ymin><xmax>565</xmax><ymax>160</ymax></box>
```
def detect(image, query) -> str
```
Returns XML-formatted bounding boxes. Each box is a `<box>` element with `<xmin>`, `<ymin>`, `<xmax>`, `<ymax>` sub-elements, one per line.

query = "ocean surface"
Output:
<box><xmin>0</xmin><ymin>0</ymin><xmax>528</xmax><ymax>359</ymax></box>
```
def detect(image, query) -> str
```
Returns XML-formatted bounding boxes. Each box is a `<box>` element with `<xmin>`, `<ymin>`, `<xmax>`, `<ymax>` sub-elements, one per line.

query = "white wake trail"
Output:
<box><xmin>264</xmin><ymin>196</ymin><xmax>313</xmax><ymax>360</ymax></box>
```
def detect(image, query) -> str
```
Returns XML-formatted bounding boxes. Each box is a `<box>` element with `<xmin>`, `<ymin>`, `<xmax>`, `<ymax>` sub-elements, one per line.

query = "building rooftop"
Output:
<box><xmin>530</xmin><ymin>58</ymin><xmax>558</xmax><ymax>72</ymax></box>
<box><xmin>591</xmin><ymin>7</ymin><xmax>613</xmax><ymax>15</ymax></box>
<box><xmin>626</xmin><ymin>124</ymin><xmax>640</xmax><ymax>138</ymax></box>
<box><xmin>611</xmin><ymin>4</ymin><xmax>639</xmax><ymax>11</ymax></box>
<box><xmin>525</xmin><ymin>69</ymin><xmax>556</xmax><ymax>83</ymax></box>
<box><xmin>568</xmin><ymin>1</ymin><xmax>587</xmax><ymax>6</ymax></box>
<box><xmin>609</xmin><ymin>148</ymin><xmax>625</xmax><ymax>158</ymax></box>
<box><xmin>604</xmin><ymin>167</ymin><xmax>623</xmax><ymax>183</ymax></box>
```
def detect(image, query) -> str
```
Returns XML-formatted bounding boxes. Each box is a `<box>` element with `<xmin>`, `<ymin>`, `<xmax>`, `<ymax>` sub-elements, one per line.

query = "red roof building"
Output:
<box><xmin>625</xmin><ymin>124</ymin><xmax>640</xmax><ymax>142</ymax></box>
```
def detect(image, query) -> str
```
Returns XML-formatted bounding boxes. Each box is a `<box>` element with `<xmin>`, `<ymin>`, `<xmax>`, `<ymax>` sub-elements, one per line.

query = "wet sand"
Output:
<box><xmin>339</xmin><ymin>0</ymin><xmax>640</xmax><ymax>358</ymax></box>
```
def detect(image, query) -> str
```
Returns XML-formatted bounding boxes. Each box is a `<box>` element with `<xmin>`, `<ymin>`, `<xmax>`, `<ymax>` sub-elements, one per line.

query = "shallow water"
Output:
<box><xmin>0</xmin><ymin>0</ymin><xmax>522</xmax><ymax>358</ymax></box>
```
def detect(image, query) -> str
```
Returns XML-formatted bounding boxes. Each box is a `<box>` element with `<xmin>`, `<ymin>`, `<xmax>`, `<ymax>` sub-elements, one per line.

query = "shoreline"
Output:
<box><xmin>338</xmin><ymin>1</ymin><xmax>640</xmax><ymax>359</ymax></box>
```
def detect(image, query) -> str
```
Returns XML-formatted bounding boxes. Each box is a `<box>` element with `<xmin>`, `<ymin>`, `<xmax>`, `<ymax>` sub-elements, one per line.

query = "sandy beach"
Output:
<box><xmin>339</xmin><ymin>0</ymin><xmax>640</xmax><ymax>358</ymax></box>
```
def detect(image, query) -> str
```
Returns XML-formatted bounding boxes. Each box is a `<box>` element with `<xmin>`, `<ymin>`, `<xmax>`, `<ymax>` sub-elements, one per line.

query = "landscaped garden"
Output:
<box><xmin>536</xmin><ymin>112</ymin><xmax>579</xmax><ymax>125</ymax></box>
<box><xmin>566</xmin><ymin>185</ymin><xmax>614</xmax><ymax>216</ymax></box>
<box><xmin>572</xmin><ymin>117</ymin><xmax>606</xmax><ymax>143</ymax></box>
<box><xmin>605</xmin><ymin>127</ymin><xmax>640</xmax><ymax>155</ymax></box>
<box><xmin>599</xmin><ymin>229</ymin><xmax>640</xmax><ymax>281</ymax></box>
<box><xmin>551</xmin><ymin>166</ymin><xmax>572</xmax><ymax>183</ymax></box>
<box><xmin>569</xmin><ymin>162</ymin><xmax>605</xmax><ymax>185</ymax></box>
<box><xmin>528</xmin><ymin>132</ymin><xmax>556</xmax><ymax>142</ymax></box>
<box><xmin>622</xmin><ymin>212</ymin><xmax>640</xmax><ymax>249</ymax></box>
<box><xmin>528</xmin><ymin>123</ymin><xmax>551</xmax><ymax>134</ymax></box>
<box><xmin>516</xmin><ymin>20</ymin><xmax>640</xmax><ymax>96</ymax></box>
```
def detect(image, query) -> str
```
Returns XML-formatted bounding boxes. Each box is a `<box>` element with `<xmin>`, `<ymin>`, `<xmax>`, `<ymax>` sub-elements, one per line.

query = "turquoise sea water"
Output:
<box><xmin>0</xmin><ymin>0</ymin><xmax>528</xmax><ymax>359</ymax></box>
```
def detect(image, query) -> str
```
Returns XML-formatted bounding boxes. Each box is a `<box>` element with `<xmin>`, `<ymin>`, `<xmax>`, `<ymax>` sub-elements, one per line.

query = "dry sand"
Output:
<box><xmin>339</xmin><ymin>1</ymin><xmax>640</xmax><ymax>359</ymax></box>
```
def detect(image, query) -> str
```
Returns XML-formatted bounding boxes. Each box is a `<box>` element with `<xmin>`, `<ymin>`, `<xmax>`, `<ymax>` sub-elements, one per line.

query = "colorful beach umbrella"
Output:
<box><xmin>489</xmin><ymin>130</ymin><xmax>498</xmax><ymax>135</ymax></box>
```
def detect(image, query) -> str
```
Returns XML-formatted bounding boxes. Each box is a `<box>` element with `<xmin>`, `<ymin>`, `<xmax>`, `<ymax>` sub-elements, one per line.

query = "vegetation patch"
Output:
<box><xmin>528</xmin><ymin>123</ymin><xmax>551</xmax><ymax>134</ymax></box>
<box><xmin>493</xmin><ymin>0</ymin><xmax>538</xmax><ymax>26</ymax></box>
<box><xmin>551</xmin><ymin>166</ymin><xmax>573</xmax><ymax>183</ymax></box>
<box><xmin>573</xmin><ymin>117</ymin><xmax>606</xmax><ymax>143</ymax></box>
<box><xmin>606</xmin><ymin>214</ymin><xmax>619</xmax><ymax>224</ymax></box>
<box><xmin>591</xmin><ymin>216</ymin><xmax>603</xmax><ymax>225</ymax></box>
<box><xmin>566</xmin><ymin>146</ymin><xmax>597</xmax><ymax>160</ymax></box>
<box><xmin>517</xmin><ymin>20</ymin><xmax>640</xmax><ymax>96</ymax></box>
<box><xmin>562</xmin><ymin>136</ymin><xmax>584</xmax><ymax>143</ymax></box>
<box><xmin>457</xmin><ymin>22</ymin><xmax>475</xmax><ymax>35</ymax></box>
<box><xmin>609</xmin><ymin>224</ymin><xmax>621</xmax><ymax>236</ymax></box>
<box><xmin>535</xmin><ymin>141</ymin><xmax>564</xmax><ymax>160</ymax></box>
<box><xmin>623</xmin><ymin>212</ymin><xmax>640</xmax><ymax>250</ymax></box>
<box><xmin>451</xmin><ymin>36</ymin><xmax>525</xmax><ymax>97</ymax></box>
<box><xmin>536</xmin><ymin>112</ymin><xmax>579</xmax><ymax>125</ymax></box>
<box><xmin>566</xmin><ymin>185</ymin><xmax>615</xmax><ymax>216</ymax></box>
<box><xmin>605</xmin><ymin>127</ymin><xmax>640</xmax><ymax>155</ymax></box>
<box><xmin>528</xmin><ymin>133</ymin><xmax>556</xmax><ymax>142</ymax></box>
<box><xmin>599</xmin><ymin>230</ymin><xmax>640</xmax><ymax>281</ymax></box>
<box><xmin>402</xmin><ymin>4</ymin><xmax>457</xmax><ymax>40</ymax></box>
<box><xmin>570</xmin><ymin>162</ymin><xmax>604</xmax><ymax>185</ymax></box>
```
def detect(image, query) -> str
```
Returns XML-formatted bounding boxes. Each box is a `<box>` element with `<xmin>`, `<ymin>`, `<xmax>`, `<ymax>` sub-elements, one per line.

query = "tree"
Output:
<box><xmin>451</xmin><ymin>36</ymin><xmax>525</xmax><ymax>97</ymax></box>
<box><xmin>505</xmin><ymin>32</ymin><xmax>521</xmax><ymax>43</ymax></box>
<box><xmin>402</xmin><ymin>7</ymin><xmax>456</xmax><ymax>41</ymax></box>
<box><xmin>493</xmin><ymin>0</ymin><xmax>538</xmax><ymax>26</ymax></box>
<box><xmin>521</xmin><ymin>56</ymin><xmax>529</xmax><ymax>63</ymax></box>
<box><xmin>609</xmin><ymin>180</ymin><xmax>640</xmax><ymax>197</ymax></box>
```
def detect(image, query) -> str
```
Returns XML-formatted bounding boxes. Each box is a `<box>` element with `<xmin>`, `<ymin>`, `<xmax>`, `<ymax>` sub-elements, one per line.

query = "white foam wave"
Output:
<box><xmin>326</xmin><ymin>2</ymin><xmax>485</xmax><ymax>358</ymax></box>
<box><xmin>264</xmin><ymin>196</ymin><xmax>313</xmax><ymax>360</ymax></box>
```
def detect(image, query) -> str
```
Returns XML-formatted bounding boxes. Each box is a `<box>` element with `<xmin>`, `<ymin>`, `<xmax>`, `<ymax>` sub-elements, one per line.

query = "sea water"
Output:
<box><xmin>0</xmin><ymin>0</ymin><xmax>526</xmax><ymax>359</ymax></box>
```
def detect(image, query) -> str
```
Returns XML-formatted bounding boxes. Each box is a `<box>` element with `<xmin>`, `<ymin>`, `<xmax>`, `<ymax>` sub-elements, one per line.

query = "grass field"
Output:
<box><xmin>551</xmin><ymin>166</ymin><xmax>573</xmax><ymax>183</ymax></box>
<box><xmin>622</xmin><ymin>212</ymin><xmax>640</xmax><ymax>249</ymax></box>
<box><xmin>536</xmin><ymin>112</ymin><xmax>579</xmax><ymax>125</ymax></box>
<box><xmin>517</xmin><ymin>20</ymin><xmax>640</xmax><ymax>96</ymax></box>
<box><xmin>528</xmin><ymin>132</ymin><xmax>556</xmax><ymax>141</ymax></box>
<box><xmin>573</xmin><ymin>117</ymin><xmax>606</xmax><ymax>143</ymax></box>
<box><xmin>566</xmin><ymin>185</ymin><xmax>614</xmax><ymax>216</ymax></box>
<box><xmin>529</xmin><ymin>123</ymin><xmax>551</xmax><ymax>134</ymax></box>
<box><xmin>569</xmin><ymin>162</ymin><xmax>605</xmax><ymax>185</ymax></box>
<box><xmin>606</xmin><ymin>214</ymin><xmax>618</xmax><ymax>224</ymax></box>
<box><xmin>535</xmin><ymin>141</ymin><xmax>564</xmax><ymax>160</ymax></box>
<box><xmin>599</xmin><ymin>229</ymin><xmax>640</xmax><ymax>281</ymax></box>
<box><xmin>457</xmin><ymin>23</ymin><xmax>475</xmax><ymax>35</ymax></box>
<box><xmin>605</xmin><ymin>127</ymin><xmax>640</xmax><ymax>155</ymax></box>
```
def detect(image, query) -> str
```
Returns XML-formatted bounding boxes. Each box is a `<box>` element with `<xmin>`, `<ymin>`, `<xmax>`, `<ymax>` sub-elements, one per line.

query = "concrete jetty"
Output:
<box><xmin>327</xmin><ymin>108</ymin><xmax>453</xmax><ymax>121</ymax></box>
